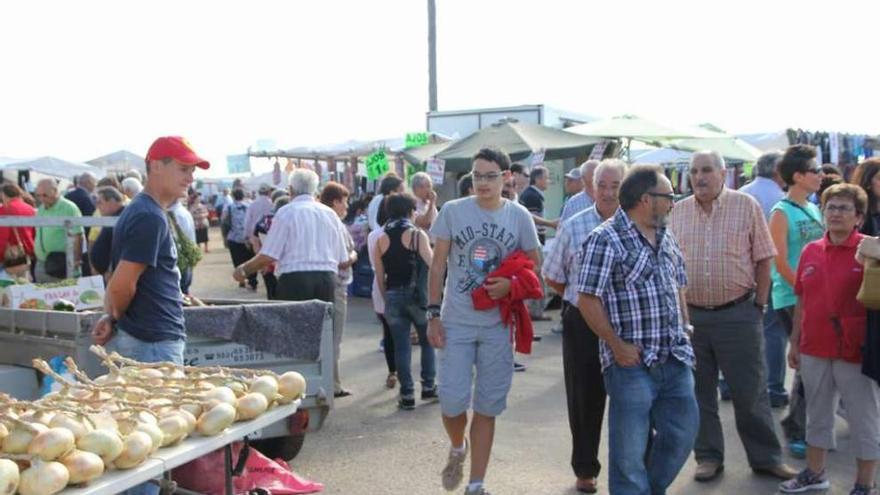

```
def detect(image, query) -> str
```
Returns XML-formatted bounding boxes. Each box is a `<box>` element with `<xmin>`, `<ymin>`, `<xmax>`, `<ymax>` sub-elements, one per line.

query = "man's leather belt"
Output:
<box><xmin>688</xmin><ymin>291</ymin><xmax>754</xmax><ymax>312</ymax></box>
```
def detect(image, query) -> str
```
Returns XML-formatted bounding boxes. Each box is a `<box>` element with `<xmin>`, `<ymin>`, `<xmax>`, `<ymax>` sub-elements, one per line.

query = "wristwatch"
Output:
<box><xmin>426</xmin><ymin>305</ymin><xmax>441</xmax><ymax>321</ymax></box>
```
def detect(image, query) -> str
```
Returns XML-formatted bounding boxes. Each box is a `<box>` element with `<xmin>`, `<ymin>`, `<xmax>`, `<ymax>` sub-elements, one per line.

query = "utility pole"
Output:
<box><xmin>428</xmin><ymin>0</ymin><xmax>438</xmax><ymax>112</ymax></box>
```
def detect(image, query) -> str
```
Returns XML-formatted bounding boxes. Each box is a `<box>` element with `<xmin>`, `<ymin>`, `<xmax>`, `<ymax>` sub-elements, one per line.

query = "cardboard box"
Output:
<box><xmin>4</xmin><ymin>276</ymin><xmax>105</xmax><ymax>311</ymax></box>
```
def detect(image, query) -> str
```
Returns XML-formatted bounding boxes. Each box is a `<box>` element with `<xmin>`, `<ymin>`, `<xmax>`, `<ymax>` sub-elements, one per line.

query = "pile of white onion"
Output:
<box><xmin>0</xmin><ymin>347</ymin><xmax>307</xmax><ymax>494</ymax></box>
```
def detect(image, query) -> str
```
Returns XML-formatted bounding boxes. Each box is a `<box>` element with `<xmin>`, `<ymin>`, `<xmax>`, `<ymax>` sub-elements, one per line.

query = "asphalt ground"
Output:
<box><xmin>192</xmin><ymin>228</ymin><xmax>861</xmax><ymax>495</ymax></box>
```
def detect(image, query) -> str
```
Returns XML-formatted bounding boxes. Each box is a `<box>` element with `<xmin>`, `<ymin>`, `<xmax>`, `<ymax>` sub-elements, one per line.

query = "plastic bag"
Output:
<box><xmin>172</xmin><ymin>442</ymin><xmax>323</xmax><ymax>495</ymax></box>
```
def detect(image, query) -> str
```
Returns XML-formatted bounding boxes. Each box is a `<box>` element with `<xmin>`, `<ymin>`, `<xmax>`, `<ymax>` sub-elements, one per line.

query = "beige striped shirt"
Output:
<box><xmin>669</xmin><ymin>187</ymin><xmax>776</xmax><ymax>307</ymax></box>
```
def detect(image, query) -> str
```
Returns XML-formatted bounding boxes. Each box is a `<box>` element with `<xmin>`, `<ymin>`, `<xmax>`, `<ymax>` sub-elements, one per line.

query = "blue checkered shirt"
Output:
<box><xmin>560</xmin><ymin>191</ymin><xmax>594</xmax><ymax>223</ymax></box>
<box><xmin>542</xmin><ymin>207</ymin><xmax>605</xmax><ymax>305</ymax></box>
<box><xmin>577</xmin><ymin>208</ymin><xmax>695</xmax><ymax>371</ymax></box>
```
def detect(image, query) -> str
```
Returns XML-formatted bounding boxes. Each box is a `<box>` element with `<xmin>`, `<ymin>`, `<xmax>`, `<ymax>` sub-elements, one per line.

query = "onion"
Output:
<box><xmin>248</xmin><ymin>376</ymin><xmax>279</xmax><ymax>403</ymax></box>
<box><xmin>18</xmin><ymin>459</ymin><xmax>68</xmax><ymax>495</ymax></box>
<box><xmin>28</xmin><ymin>427</ymin><xmax>76</xmax><ymax>461</ymax></box>
<box><xmin>18</xmin><ymin>411</ymin><xmax>53</xmax><ymax>427</ymax></box>
<box><xmin>3</xmin><ymin>423</ymin><xmax>48</xmax><ymax>454</ymax></box>
<box><xmin>0</xmin><ymin>458</ymin><xmax>18</xmax><ymax>495</ymax></box>
<box><xmin>77</xmin><ymin>429</ymin><xmax>124</xmax><ymax>464</ymax></box>
<box><xmin>114</xmin><ymin>431</ymin><xmax>152</xmax><ymax>469</ymax></box>
<box><xmin>204</xmin><ymin>386</ymin><xmax>237</xmax><ymax>406</ymax></box>
<box><xmin>180</xmin><ymin>403</ymin><xmax>202</xmax><ymax>418</ymax></box>
<box><xmin>163</xmin><ymin>409</ymin><xmax>196</xmax><ymax>435</ymax></box>
<box><xmin>49</xmin><ymin>413</ymin><xmax>93</xmax><ymax>440</ymax></box>
<box><xmin>94</xmin><ymin>372</ymin><xmax>125</xmax><ymax>386</ymax></box>
<box><xmin>157</xmin><ymin>415</ymin><xmax>188</xmax><ymax>447</ymax></box>
<box><xmin>235</xmin><ymin>393</ymin><xmax>268</xmax><ymax>421</ymax></box>
<box><xmin>278</xmin><ymin>371</ymin><xmax>306</xmax><ymax>402</ymax></box>
<box><xmin>134</xmin><ymin>422</ymin><xmax>164</xmax><ymax>454</ymax></box>
<box><xmin>60</xmin><ymin>450</ymin><xmax>104</xmax><ymax>484</ymax></box>
<box><xmin>196</xmin><ymin>403</ymin><xmax>236</xmax><ymax>436</ymax></box>
<box><xmin>227</xmin><ymin>381</ymin><xmax>246</xmax><ymax>396</ymax></box>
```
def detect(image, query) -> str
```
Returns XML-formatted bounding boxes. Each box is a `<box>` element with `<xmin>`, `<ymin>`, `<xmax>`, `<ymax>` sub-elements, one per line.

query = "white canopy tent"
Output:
<box><xmin>0</xmin><ymin>156</ymin><xmax>105</xmax><ymax>179</ymax></box>
<box><xmin>86</xmin><ymin>150</ymin><xmax>146</xmax><ymax>174</ymax></box>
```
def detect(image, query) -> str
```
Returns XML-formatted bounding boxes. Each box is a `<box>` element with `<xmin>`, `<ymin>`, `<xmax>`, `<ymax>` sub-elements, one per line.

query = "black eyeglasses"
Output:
<box><xmin>804</xmin><ymin>167</ymin><xmax>822</xmax><ymax>175</ymax></box>
<box><xmin>647</xmin><ymin>192</ymin><xmax>675</xmax><ymax>200</ymax></box>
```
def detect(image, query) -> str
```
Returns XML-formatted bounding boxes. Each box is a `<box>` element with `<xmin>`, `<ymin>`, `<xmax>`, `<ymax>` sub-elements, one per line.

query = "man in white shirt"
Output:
<box><xmin>233</xmin><ymin>169</ymin><xmax>348</xmax><ymax>303</ymax></box>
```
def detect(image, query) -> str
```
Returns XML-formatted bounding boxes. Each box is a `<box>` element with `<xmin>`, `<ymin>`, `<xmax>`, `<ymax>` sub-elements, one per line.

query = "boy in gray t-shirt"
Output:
<box><xmin>428</xmin><ymin>148</ymin><xmax>541</xmax><ymax>495</ymax></box>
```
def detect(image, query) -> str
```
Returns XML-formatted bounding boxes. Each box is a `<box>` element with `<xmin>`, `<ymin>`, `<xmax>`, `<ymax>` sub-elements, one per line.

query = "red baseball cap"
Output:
<box><xmin>145</xmin><ymin>136</ymin><xmax>210</xmax><ymax>169</ymax></box>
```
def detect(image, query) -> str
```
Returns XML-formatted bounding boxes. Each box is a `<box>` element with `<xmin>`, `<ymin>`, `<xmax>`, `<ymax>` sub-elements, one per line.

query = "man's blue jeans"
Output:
<box><xmin>762</xmin><ymin>300</ymin><xmax>788</xmax><ymax>401</ymax></box>
<box><xmin>385</xmin><ymin>289</ymin><xmax>435</xmax><ymax>397</ymax></box>
<box><xmin>604</xmin><ymin>358</ymin><xmax>698</xmax><ymax>495</ymax></box>
<box><xmin>108</xmin><ymin>329</ymin><xmax>185</xmax><ymax>365</ymax></box>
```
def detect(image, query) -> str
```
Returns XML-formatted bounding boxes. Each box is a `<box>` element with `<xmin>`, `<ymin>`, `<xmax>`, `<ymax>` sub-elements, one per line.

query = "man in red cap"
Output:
<box><xmin>92</xmin><ymin>136</ymin><xmax>209</xmax><ymax>366</ymax></box>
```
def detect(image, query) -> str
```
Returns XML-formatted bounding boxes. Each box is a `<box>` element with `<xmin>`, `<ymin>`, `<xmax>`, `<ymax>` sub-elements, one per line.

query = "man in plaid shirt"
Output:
<box><xmin>576</xmin><ymin>165</ymin><xmax>698</xmax><ymax>495</ymax></box>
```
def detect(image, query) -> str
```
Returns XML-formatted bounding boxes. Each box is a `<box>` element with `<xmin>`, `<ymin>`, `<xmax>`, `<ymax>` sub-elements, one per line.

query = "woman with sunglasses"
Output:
<box><xmin>768</xmin><ymin>144</ymin><xmax>825</xmax><ymax>458</ymax></box>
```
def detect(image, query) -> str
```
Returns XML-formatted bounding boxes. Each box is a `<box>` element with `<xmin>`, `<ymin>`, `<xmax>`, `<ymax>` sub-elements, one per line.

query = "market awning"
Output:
<box><xmin>0</xmin><ymin>156</ymin><xmax>105</xmax><ymax>179</ymax></box>
<box><xmin>399</xmin><ymin>141</ymin><xmax>453</xmax><ymax>166</ymax></box>
<box><xmin>86</xmin><ymin>150</ymin><xmax>146</xmax><ymax>173</ymax></box>
<box><xmin>564</xmin><ymin>115</ymin><xmax>715</xmax><ymax>141</ymax></box>
<box><xmin>432</xmin><ymin>121</ymin><xmax>602</xmax><ymax>172</ymax></box>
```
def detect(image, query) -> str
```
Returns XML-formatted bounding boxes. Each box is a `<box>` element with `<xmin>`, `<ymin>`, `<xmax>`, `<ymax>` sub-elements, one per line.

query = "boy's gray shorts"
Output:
<box><xmin>438</xmin><ymin>322</ymin><xmax>514</xmax><ymax>417</ymax></box>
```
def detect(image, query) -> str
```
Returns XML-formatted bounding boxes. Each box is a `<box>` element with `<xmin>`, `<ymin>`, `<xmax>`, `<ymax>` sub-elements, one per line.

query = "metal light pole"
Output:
<box><xmin>428</xmin><ymin>0</ymin><xmax>438</xmax><ymax>112</ymax></box>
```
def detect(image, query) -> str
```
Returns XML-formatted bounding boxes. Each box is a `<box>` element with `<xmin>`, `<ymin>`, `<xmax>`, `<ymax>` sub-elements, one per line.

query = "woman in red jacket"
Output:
<box><xmin>782</xmin><ymin>184</ymin><xmax>880</xmax><ymax>495</ymax></box>
<box><xmin>0</xmin><ymin>182</ymin><xmax>36</xmax><ymax>279</ymax></box>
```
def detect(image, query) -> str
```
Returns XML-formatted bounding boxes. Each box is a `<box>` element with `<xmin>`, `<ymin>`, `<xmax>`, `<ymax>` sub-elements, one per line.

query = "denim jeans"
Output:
<box><xmin>385</xmin><ymin>289</ymin><xmax>435</xmax><ymax>397</ymax></box>
<box><xmin>604</xmin><ymin>359</ymin><xmax>698</xmax><ymax>495</ymax></box>
<box><xmin>762</xmin><ymin>299</ymin><xmax>788</xmax><ymax>401</ymax></box>
<box><xmin>108</xmin><ymin>329</ymin><xmax>185</xmax><ymax>365</ymax></box>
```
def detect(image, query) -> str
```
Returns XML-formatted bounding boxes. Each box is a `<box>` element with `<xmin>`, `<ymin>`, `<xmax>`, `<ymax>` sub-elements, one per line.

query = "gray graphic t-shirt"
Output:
<box><xmin>431</xmin><ymin>197</ymin><xmax>541</xmax><ymax>328</ymax></box>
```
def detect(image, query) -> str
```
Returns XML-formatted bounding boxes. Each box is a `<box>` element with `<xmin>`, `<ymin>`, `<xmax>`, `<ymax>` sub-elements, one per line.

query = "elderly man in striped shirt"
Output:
<box><xmin>668</xmin><ymin>150</ymin><xmax>796</xmax><ymax>483</ymax></box>
<box><xmin>543</xmin><ymin>158</ymin><xmax>626</xmax><ymax>494</ymax></box>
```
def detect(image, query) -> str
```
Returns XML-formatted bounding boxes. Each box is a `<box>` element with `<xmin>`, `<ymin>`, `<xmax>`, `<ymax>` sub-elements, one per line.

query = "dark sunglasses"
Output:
<box><xmin>647</xmin><ymin>192</ymin><xmax>675</xmax><ymax>200</ymax></box>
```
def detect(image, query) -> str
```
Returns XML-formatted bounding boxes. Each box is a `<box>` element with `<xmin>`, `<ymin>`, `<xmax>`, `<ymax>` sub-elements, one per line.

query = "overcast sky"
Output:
<box><xmin>1</xmin><ymin>0</ymin><xmax>876</xmax><ymax>177</ymax></box>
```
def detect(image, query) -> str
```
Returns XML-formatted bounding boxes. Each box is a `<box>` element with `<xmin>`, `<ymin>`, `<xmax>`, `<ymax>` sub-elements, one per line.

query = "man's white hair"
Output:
<box><xmin>691</xmin><ymin>150</ymin><xmax>726</xmax><ymax>170</ymax></box>
<box><xmin>580</xmin><ymin>159</ymin><xmax>601</xmax><ymax>177</ymax></box>
<box><xmin>121</xmin><ymin>177</ymin><xmax>143</xmax><ymax>195</ymax></box>
<box><xmin>593</xmin><ymin>159</ymin><xmax>628</xmax><ymax>188</ymax></box>
<box><xmin>410</xmin><ymin>172</ymin><xmax>432</xmax><ymax>190</ymax></box>
<box><xmin>290</xmin><ymin>169</ymin><xmax>320</xmax><ymax>197</ymax></box>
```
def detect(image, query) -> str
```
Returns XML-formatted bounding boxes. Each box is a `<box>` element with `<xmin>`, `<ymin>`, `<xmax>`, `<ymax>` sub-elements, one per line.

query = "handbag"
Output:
<box><xmin>857</xmin><ymin>257</ymin><xmax>880</xmax><ymax>310</ymax></box>
<box><xmin>3</xmin><ymin>227</ymin><xmax>29</xmax><ymax>276</ymax></box>
<box><xmin>44</xmin><ymin>251</ymin><xmax>67</xmax><ymax>280</ymax></box>
<box><xmin>36</xmin><ymin>226</ymin><xmax>67</xmax><ymax>279</ymax></box>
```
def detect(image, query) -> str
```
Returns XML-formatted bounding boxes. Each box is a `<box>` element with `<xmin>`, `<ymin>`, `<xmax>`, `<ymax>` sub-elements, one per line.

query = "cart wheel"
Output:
<box><xmin>252</xmin><ymin>434</ymin><xmax>306</xmax><ymax>461</ymax></box>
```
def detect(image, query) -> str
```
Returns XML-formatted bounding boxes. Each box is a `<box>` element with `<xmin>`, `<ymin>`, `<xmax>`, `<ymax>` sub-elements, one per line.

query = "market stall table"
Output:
<box><xmin>61</xmin><ymin>400</ymin><xmax>301</xmax><ymax>495</ymax></box>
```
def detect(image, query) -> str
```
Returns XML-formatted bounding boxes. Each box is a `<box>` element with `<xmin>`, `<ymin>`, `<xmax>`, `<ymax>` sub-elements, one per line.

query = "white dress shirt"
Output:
<box><xmin>260</xmin><ymin>195</ymin><xmax>349</xmax><ymax>274</ymax></box>
<box><xmin>367</xmin><ymin>194</ymin><xmax>384</xmax><ymax>231</ymax></box>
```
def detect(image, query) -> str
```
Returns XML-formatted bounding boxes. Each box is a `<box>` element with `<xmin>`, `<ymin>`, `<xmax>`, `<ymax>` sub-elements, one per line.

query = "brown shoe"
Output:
<box><xmin>752</xmin><ymin>463</ymin><xmax>798</xmax><ymax>480</ymax></box>
<box><xmin>575</xmin><ymin>477</ymin><xmax>597</xmax><ymax>493</ymax></box>
<box><xmin>694</xmin><ymin>462</ymin><xmax>724</xmax><ymax>482</ymax></box>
